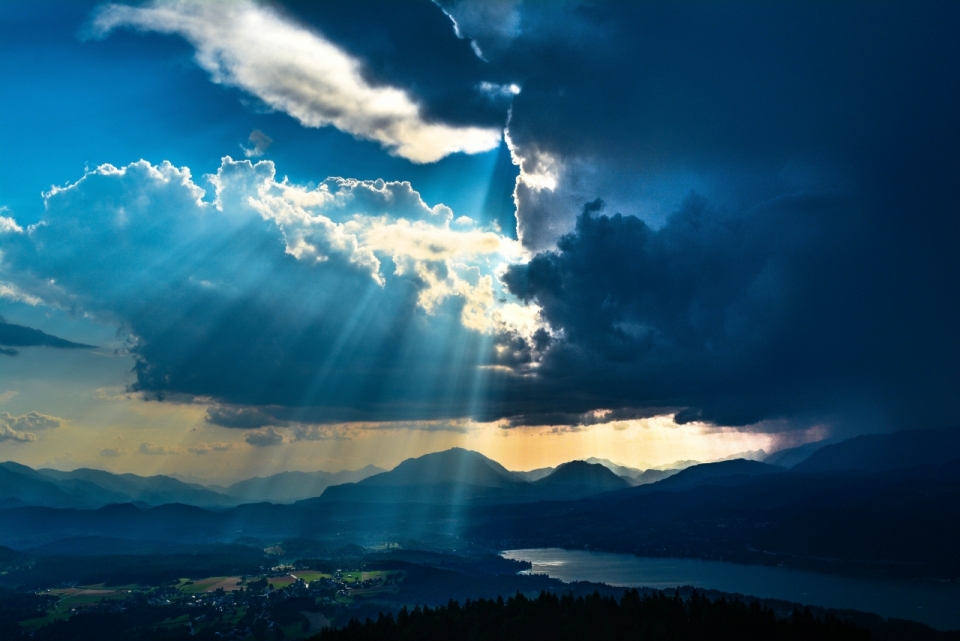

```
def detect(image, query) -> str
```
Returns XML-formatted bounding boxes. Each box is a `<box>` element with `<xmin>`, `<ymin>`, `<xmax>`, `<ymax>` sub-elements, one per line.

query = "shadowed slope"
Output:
<box><xmin>794</xmin><ymin>426</ymin><xmax>960</xmax><ymax>474</ymax></box>
<box><xmin>533</xmin><ymin>460</ymin><xmax>631</xmax><ymax>493</ymax></box>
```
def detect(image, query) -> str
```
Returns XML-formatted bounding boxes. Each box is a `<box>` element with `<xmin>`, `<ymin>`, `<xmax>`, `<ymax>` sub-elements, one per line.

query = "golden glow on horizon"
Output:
<box><xmin>0</xmin><ymin>381</ymin><xmax>822</xmax><ymax>483</ymax></box>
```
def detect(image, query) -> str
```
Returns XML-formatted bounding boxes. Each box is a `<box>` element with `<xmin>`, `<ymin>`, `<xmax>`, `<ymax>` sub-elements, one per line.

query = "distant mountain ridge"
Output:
<box><xmin>583</xmin><ymin>457</ymin><xmax>642</xmax><ymax>478</ymax></box>
<box><xmin>5</xmin><ymin>424</ymin><xmax>956</xmax><ymax>512</ymax></box>
<box><xmin>37</xmin><ymin>467</ymin><xmax>237</xmax><ymax>507</ymax></box>
<box><xmin>794</xmin><ymin>425</ymin><xmax>960</xmax><ymax>474</ymax></box>
<box><xmin>582</xmin><ymin>457</ymin><xmax>690</xmax><ymax>485</ymax></box>
<box><xmin>222</xmin><ymin>466</ymin><xmax>384</xmax><ymax>503</ymax></box>
<box><xmin>319</xmin><ymin>450</ymin><xmax>636</xmax><ymax>504</ymax></box>
<box><xmin>0</xmin><ymin>461</ymin><xmax>383</xmax><ymax>509</ymax></box>
<box><xmin>763</xmin><ymin>440</ymin><xmax>835</xmax><ymax>468</ymax></box>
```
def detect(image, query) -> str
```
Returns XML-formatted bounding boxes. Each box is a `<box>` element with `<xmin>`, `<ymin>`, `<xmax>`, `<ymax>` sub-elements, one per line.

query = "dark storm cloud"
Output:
<box><xmin>0</xmin><ymin>316</ymin><xmax>95</xmax><ymax>355</ymax></box>
<box><xmin>205</xmin><ymin>406</ymin><xmax>281</xmax><ymax>429</ymax></box>
<box><xmin>502</xmin><ymin>187</ymin><xmax>960</xmax><ymax>431</ymax></box>
<box><xmin>244</xmin><ymin>427</ymin><xmax>285</xmax><ymax>448</ymax></box>
<box><xmin>275</xmin><ymin>0</ymin><xmax>513</xmax><ymax>129</ymax></box>
<box><xmin>503</xmin><ymin>406</ymin><xmax>668</xmax><ymax>429</ymax></box>
<box><xmin>458</xmin><ymin>1</ymin><xmax>958</xmax><ymax>433</ymax></box>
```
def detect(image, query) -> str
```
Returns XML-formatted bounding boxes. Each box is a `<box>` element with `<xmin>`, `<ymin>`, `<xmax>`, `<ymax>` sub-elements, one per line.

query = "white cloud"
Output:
<box><xmin>0</xmin><ymin>283</ymin><xmax>42</xmax><ymax>306</ymax></box>
<box><xmin>0</xmin><ymin>425</ymin><xmax>36</xmax><ymax>443</ymax></box>
<box><xmin>0</xmin><ymin>215</ymin><xmax>23</xmax><ymax>234</ymax></box>
<box><xmin>1</xmin><ymin>411</ymin><xmax>60</xmax><ymax>431</ymax></box>
<box><xmin>0</xmin><ymin>415</ymin><xmax>62</xmax><ymax>446</ymax></box>
<box><xmin>213</xmin><ymin>157</ymin><xmax>528</xmax><ymax>331</ymax></box>
<box><xmin>90</xmin><ymin>1</ymin><xmax>502</xmax><ymax>163</ymax></box>
<box><xmin>10</xmin><ymin>157</ymin><xmax>535</xmax><ymax>335</ymax></box>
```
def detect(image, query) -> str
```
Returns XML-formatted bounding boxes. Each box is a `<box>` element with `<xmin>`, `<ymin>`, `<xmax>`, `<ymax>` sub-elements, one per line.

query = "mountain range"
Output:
<box><xmin>0</xmin><ymin>425</ymin><xmax>957</xmax><ymax>582</ymax></box>
<box><xmin>4</xmin><ymin>425</ymin><xmax>958</xmax><ymax>512</ymax></box>
<box><xmin>0</xmin><ymin>461</ymin><xmax>384</xmax><ymax>509</ymax></box>
<box><xmin>315</xmin><ymin>449</ymin><xmax>631</xmax><ymax>504</ymax></box>
<box><xmin>218</xmin><ymin>466</ymin><xmax>385</xmax><ymax>503</ymax></box>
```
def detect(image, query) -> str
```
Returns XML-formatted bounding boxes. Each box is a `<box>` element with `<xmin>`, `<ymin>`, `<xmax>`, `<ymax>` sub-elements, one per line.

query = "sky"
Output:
<box><xmin>1</xmin><ymin>0</ymin><xmax>958</xmax><ymax>482</ymax></box>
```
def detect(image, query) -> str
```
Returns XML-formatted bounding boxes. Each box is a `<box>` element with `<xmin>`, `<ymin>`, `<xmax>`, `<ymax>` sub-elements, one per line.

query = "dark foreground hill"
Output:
<box><xmin>315</xmin><ymin>590</ymin><xmax>875</xmax><ymax>641</ymax></box>
<box><xmin>467</xmin><ymin>459</ymin><xmax>960</xmax><ymax>581</ymax></box>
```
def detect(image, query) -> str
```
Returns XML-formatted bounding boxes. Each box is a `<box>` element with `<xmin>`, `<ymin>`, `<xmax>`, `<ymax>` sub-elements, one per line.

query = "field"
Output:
<box><xmin>290</xmin><ymin>571</ymin><xmax>328</xmax><ymax>584</ymax></box>
<box><xmin>20</xmin><ymin>585</ymin><xmax>133</xmax><ymax>629</ymax></box>
<box><xmin>178</xmin><ymin>576</ymin><xmax>244</xmax><ymax>593</ymax></box>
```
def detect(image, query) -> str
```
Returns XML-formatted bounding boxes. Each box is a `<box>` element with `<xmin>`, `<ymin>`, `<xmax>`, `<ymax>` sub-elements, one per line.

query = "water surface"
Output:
<box><xmin>502</xmin><ymin>548</ymin><xmax>960</xmax><ymax>631</ymax></box>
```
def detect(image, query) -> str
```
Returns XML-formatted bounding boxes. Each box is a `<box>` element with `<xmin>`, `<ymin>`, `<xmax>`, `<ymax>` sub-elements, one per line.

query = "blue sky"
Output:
<box><xmin>1</xmin><ymin>1</ymin><xmax>958</xmax><ymax>478</ymax></box>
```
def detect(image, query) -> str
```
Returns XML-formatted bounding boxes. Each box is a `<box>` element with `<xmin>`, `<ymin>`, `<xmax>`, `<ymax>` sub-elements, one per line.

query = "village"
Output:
<box><xmin>21</xmin><ymin>564</ymin><xmax>401</xmax><ymax>640</ymax></box>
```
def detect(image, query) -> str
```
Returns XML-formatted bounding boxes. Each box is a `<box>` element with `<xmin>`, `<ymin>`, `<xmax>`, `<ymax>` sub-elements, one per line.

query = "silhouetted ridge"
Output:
<box><xmin>358</xmin><ymin>448</ymin><xmax>522</xmax><ymax>488</ymax></box>
<box><xmin>794</xmin><ymin>425</ymin><xmax>960</xmax><ymax>474</ymax></box>
<box><xmin>534</xmin><ymin>460</ymin><xmax>630</xmax><ymax>491</ymax></box>
<box><xmin>0</xmin><ymin>462</ymin><xmax>237</xmax><ymax>509</ymax></box>
<box><xmin>317</xmin><ymin>449</ymin><xmax>637</xmax><ymax>503</ymax></box>
<box><xmin>764</xmin><ymin>440</ymin><xmax>835</xmax><ymax>468</ymax></box>
<box><xmin>635</xmin><ymin>459</ymin><xmax>784</xmax><ymax>493</ymax></box>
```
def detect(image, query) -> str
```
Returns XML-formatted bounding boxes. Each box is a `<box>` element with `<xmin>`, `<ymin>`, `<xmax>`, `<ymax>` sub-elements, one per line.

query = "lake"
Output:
<box><xmin>501</xmin><ymin>548</ymin><xmax>960</xmax><ymax>631</ymax></box>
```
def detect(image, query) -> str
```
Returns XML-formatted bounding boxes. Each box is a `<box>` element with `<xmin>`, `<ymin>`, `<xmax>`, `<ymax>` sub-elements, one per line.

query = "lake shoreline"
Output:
<box><xmin>502</xmin><ymin>548</ymin><xmax>960</xmax><ymax>631</ymax></box>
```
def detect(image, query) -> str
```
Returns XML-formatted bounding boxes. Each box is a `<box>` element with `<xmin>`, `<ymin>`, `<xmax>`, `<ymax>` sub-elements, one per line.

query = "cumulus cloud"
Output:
<box><xmin>1</xmin><ymin>156</ymin><xmax>542</xmax><ymax>425</ymax></box>
<box><xmin>244</xmin><ymin>427</ymin><xmax>285</xmax><ymax>448</ymax></box>
<box><xmin>0</xmin><ymin>426</ymin><xmax>36</xmax><ymax>443</ymax></box>
<box><xmin>502</xmin><ymin>192</ymin><xmax>960</xmax><ymax>431</ymax></box>
<box><xmin>139</xmin><ymin>442</ymin><xmax>183</xmax><ymax>455</ymax></box>
<box><xmin>1</xmin><ymin>411</ymin><xmax>60</xmax><ymax>432</ymax></box>
<box><xmin>89</xmin><ymin>0</ymin><xmax>502</xmax><ymax>163</ymax></box>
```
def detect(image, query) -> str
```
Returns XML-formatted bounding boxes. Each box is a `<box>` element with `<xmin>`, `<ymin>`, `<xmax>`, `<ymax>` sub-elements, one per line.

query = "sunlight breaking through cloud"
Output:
<box><xmin>89</xmin><ymin>0</ymin><xmax>504</xmax><ymax>163</ymax></box>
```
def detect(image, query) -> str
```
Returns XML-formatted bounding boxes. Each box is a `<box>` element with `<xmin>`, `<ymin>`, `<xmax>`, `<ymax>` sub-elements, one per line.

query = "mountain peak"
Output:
<box><xmin>363</xmin><ymin>448</ymin><xmax>521</xmax><ymax>488</ymax></box>
<box><xmin>534</xmin><ymin>460</ymin><xmax>631</xmax><ymax>491</ymax></box>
